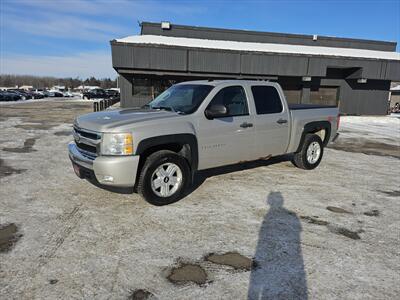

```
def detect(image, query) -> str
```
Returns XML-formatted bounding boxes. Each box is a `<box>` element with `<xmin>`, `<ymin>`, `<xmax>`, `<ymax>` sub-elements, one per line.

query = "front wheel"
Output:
<box><xmin>137</xmin><ymin>150</ymin><xmax>190</xmax><ymax>206</ymax></box>
<box><xmin>292</xmin><ymin>134</ymin><xmax>324</xmax><ymax>170</ymax></box>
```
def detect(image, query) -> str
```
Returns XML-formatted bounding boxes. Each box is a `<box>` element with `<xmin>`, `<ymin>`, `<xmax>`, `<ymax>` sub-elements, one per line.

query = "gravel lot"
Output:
<box><xmin>0</xmin><ymin>100</ymin><xmax>399</xmax><ymax>299</ymax></box>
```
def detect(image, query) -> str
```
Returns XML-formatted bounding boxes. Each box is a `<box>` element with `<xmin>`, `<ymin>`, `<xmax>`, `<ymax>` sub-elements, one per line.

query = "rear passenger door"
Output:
<box><xmin>197</xmin><ymin>85</ymin><xmax>255</xmax><ymax>169</ymax></box>
<box><xmin>250</xmin><ymin>85</ymin><xmax>290</xmax><ymax>157</ymax></box>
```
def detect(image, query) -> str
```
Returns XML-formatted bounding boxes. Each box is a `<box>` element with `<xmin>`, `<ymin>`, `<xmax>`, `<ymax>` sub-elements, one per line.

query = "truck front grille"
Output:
<box><xmin>73</xmin><ymin>126</ymin><xmax>101</xmax><ymax>160</ymax></box>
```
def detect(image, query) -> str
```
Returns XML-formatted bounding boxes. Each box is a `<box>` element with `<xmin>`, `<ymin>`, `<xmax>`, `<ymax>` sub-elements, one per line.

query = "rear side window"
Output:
<box><xmin>251</xmin><ymin>86</ymin><xmax>283</xmax><ymax>114</ymax></box>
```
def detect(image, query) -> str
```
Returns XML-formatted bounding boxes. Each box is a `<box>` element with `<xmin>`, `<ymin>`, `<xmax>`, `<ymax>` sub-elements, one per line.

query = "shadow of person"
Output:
<box><xmin>248</xmin><ymin>192</ymin><xmax>307</xmax><ymax>300</ymax></box>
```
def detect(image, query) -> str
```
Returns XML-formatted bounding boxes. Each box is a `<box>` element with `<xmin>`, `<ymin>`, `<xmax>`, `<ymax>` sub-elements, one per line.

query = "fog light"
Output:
<box><xmin>102</xmin><ymin>175</ymin><xmax>114</xmax><ymax>182</ymax></box>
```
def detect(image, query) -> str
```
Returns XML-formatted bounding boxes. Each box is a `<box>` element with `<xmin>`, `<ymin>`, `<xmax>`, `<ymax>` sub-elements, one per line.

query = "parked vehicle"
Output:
<box><xmin>31</xmin><ymin>92</ymin><xmax>45</xmax><ymax>99</ymax></box>
<box><xmin>63</xmin><ymin>91</ymin><xmax>74</xmax><ymax>97</ymax></box>
<box><xmin>0</xmin><ymin>91</ymin><xmax>22</xmax><ymax>101</ymax></box>
<box><xmin>105</xmin><ymin>89</ymin><xmax>120</xmax><ymax>98</ymax></box>
<box><xmin>82</xmin><ymin>88</ymin><xmax>108</xmax><ymax>100</ymax></box>
<box><xmin>45</xmin><ymin>91</ymin><xmax>64</xmax><ymax>97</ymax></box>
<box><xmin>7</xmin><ymin>89</ymin><xmax>33</xmax><ymax>100</ymax></box>
<box><xmin>69</xmin><ymin>80</ymin><xmax>339</xmax><ymax>205</ymax></box>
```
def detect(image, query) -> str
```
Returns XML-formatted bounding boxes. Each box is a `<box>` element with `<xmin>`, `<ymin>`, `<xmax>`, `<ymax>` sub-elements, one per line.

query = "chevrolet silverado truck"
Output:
<box><xmin>69</xmin><ymin>80</ymin><xmax>339</xmax><ymax>205</ymax></box>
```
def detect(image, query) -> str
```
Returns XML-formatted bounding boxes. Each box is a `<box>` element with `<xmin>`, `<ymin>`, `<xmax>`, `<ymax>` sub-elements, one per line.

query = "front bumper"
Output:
<box><xmin>68</xmin><ymin>142</ymin><xmax>139</xmax><ymax>187</ymax></box>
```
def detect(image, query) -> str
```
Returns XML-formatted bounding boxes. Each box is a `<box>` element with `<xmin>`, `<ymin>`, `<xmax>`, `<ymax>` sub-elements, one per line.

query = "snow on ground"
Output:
<box><xmin>0</xmin><ymin>102</ymin><xmax>399</xmax><ymax>299</ymax></box>
<box><xmin>339</xmin><ymin>116</ymin><xmax>400</xmax><ymax>145</ymax></box>
<box><xmin>0</xmin><ymin>97</ymin><xmax>94</xmax><ymax>106</ymax></box>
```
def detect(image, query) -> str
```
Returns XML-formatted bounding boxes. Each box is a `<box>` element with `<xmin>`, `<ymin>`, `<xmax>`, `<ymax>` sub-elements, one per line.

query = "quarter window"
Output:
<box><xmin>208</xmin><ymin>86</ymin><xmax>248</xmax><ymax>117</ymax></box>
<box><xmin>251</xmin><ymin>86</ymin><xmax>283</xmax><ymax>114</ymax></box>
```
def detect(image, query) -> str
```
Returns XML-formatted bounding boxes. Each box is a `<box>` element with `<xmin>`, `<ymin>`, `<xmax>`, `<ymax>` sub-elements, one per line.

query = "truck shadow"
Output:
<box><xmin>248</xmin><ymin>191</ymin><xmax>308</xmax><ymax>299</ymax></box>
<box><xmin>187</xmin><ymin>154</ymin><xmax>292</xmax><ymax>196</ymax></box>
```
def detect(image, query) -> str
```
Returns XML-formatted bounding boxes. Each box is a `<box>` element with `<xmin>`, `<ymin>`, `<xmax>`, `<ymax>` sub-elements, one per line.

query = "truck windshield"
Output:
<box><xmin>146</xmin><ymin>84</ymin><xmax>214</xmax><ymax>114</ymax></box>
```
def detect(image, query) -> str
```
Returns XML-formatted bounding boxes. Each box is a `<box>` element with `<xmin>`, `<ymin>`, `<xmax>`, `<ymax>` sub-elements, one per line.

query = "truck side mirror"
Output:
<box><xmin>205</xmin><ymin>104</ymin><xmax>228</xmax><ymax>119</ymax></box>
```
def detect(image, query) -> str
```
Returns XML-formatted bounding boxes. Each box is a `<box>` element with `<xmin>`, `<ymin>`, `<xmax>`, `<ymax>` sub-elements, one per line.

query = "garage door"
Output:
<box><xmin>310</xmin><ymin>87</ymin><xmax>339</xmax><ymax>106</ymax></box>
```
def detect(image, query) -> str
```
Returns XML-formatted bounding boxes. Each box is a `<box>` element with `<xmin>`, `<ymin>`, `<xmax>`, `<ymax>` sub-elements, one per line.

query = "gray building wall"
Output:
<box><xmin>111</xmin><ymin>23</ymin><xmax>399</xmax><ymax>115</ymax></box>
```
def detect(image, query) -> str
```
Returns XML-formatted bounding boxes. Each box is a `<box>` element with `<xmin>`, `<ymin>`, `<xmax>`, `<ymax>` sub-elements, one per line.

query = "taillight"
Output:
<box><xmin>337</xmin><ymin>114</ymin><xmax>340</xmax><ymax>130</ymax></box>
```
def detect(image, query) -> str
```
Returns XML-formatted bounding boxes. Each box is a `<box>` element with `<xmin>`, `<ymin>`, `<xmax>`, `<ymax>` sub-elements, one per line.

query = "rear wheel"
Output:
<box><xmin>137</xmin><ymin>150</ymin><xmax>190</xmax><ymax>206</ymax></box>
<box><xmin>292</xmin><ymin>134</ymin><xmax>323</xmax><ymax>170</ymax></box>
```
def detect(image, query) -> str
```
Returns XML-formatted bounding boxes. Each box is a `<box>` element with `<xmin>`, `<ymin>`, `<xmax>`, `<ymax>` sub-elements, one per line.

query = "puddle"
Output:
<box><xmin>300</xmin><ymin>215</ymin><xmax>329</xmax><ymax>226</ymax></box>
<box><xmin>205</xmin><ymin>252</ymin><xmax>254</xmax><ymax>271</ymax></box>
<box><xmin>0</xmin><ymin>159</ymin><xmax>26</xmax><ymax>178</ymax></box>
<box><xmin>0</xmin><ymin>223</ymin><xmax>22</xmax><ymax>252</ymax></box>
<box><xmin>326</xmin><ymin>206</ymin><xmax>352</xmax><ymax>214</ymax></box>
<box><xmin>329</xmin><ymin>139</ymin><xmax>400</xmax><ymax>159</ymax></box>
<box><xmin>364</xmin><ymin>209</ymin><xmax>380</xmax><ymax>217</ymax></box>
<box><xmin>54</xmin><ymin>130</ymin><xmax>72</xmax><ymax>136</ymax></box>
<box><xmin>167</xmin><ymin>263</ymin><xmax>207</xmax><ymax>285</ymax></box>
<box><xmin>3</xmin><ymin>138</ymin><xmax>37</xmax><ymax>153</ymax></box>
<box><xmin>378</xmin><ymin>190</ymin><xmax>400</xmax><ymax>197</ymax></box>
<box><xmin>328</xmin><ymin>226</ymin><xmax>361</xmax><ymax>240</ymax></box>
<box><xmin>128</xmin><ymin>289</ymin><xmax>154</xmax><ymax>300</ymax></box>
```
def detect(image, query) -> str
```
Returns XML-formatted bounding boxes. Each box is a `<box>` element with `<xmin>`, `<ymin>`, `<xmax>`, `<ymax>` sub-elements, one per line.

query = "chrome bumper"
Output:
<box><xmin>68</xmin><ymin>142</ymin><xmax>140</xmax><ymax>187</ymax></box>
<box><xmin>68</xmin><ymin>142</ymin><xmax>94</xmax><ymax>170</ymax></box>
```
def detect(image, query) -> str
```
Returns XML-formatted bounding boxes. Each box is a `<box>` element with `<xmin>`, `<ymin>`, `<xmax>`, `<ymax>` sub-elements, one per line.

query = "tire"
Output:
<box><xmin>137</xmin><ymin>150</ymin><xmax>191</xmax><ymax>206</ymax></box>
<box><xmin>292</xmin><ymin>134</ymin><xmax>324</xmax><ymax>170</ymax></box>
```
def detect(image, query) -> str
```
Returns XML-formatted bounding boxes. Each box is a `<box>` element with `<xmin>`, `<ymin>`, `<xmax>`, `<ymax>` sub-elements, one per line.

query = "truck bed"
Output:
<box><xmin>286</xmin><ymin>105</ymin><xmax>339</xmax><ymax>153</ymax></box>
<box><xmin>289</xmin><ymin>104</ymin><xmax>337</xmax><ymax>110</ymax></box>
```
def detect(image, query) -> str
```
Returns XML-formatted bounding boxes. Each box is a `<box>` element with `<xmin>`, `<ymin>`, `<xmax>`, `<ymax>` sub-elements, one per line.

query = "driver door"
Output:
<box><xmin>197</xmin><ymin>85</ymin><xmax>255</xmax><ymax>170</ymax></box>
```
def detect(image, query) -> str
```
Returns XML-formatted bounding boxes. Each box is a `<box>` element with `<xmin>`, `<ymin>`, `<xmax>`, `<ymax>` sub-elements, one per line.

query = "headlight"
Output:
<box><xmin>102</xmin><ymin>133</ymin><xmax>133</xmax><ymax>155</ymax></box>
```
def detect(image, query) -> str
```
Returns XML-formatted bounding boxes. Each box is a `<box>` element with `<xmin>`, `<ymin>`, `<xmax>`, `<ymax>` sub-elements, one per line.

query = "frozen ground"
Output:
<box><xmin>0</xmin><ymin>102</ymin><xmax>399</xmax><ymax>299</ymax></box>
<box><xmin>0</xmin><ymin>97</ymin><xmax>93</xmax><ymax>106</ymax></box>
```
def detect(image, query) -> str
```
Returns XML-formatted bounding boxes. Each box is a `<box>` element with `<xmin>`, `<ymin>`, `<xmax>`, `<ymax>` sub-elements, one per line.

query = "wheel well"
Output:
<box><xmin>136</xmin><ymin>143</ymin><xmax>193</xmax><ymax>186</ymax></box>
<box><xmin>296</xmin><ymin>121</ymin><xmax>331</xmax><ymax>152</ymax></box>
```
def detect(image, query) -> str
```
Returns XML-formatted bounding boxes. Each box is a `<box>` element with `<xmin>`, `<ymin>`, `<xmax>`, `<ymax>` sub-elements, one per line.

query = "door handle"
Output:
<box><xmin>240</xmin><ymin>122</ymin><xmax>253</xmax><ymax>128</ymax></box>
<box><xmin>277</xmin><ymin>119</ymin><xmax>288</xmax><ymax>124</ymax></box>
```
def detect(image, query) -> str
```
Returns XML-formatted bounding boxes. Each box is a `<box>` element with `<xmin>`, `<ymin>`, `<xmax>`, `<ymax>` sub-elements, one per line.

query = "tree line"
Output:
<box><xmin>0</xmin><ymin>75</ymin><xmax>117</xmax><ymax>89</ymax></box>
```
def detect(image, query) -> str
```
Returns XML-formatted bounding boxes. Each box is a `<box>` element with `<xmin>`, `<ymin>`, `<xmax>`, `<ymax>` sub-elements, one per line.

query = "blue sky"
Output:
<box><xmin>1</xmin><ymin>0</ymin><xmax>399</xmax><ymax>78</ymax></box>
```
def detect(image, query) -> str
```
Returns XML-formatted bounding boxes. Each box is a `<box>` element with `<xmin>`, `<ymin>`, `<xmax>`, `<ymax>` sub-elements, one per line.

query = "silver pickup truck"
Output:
<box><xmin>69</xmin><ymin>80</ymin><xmax>339</xmax><ymax>205</ymax></box>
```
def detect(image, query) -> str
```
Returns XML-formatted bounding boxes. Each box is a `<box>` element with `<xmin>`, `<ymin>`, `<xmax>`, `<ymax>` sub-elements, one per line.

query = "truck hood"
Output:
<box><xmin>75</xmin><ymin>108</ymin><xmax>179</xmax><ymax>132</ymax></box>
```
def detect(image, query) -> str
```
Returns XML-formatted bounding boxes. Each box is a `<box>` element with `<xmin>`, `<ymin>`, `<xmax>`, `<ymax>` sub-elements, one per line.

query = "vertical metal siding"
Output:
<box><xmin>188</xmin><ymin>50</ymin><xmax>241</xmax><ymax>73</ymax></box>
<box><xmin>149</xmin><ymin>47</ymin><xmax>187</xmax><ymax>71</ymax></box>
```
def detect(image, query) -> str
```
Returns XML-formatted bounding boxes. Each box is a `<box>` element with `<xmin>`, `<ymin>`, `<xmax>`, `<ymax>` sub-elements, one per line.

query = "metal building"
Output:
<box><xmin>110</xmin><ymin>22</ymin><xmax>400</xmax><ymax>115</ymax></box>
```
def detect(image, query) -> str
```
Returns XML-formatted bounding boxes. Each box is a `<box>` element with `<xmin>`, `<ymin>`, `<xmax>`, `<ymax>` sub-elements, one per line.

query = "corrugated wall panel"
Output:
<box><xmin>132</xmin><ymin>47</ymin><xmax>151</xmax><ymax>69</ymax></box>
<box><xmin>240</xmin><ymin>54</ymin><xmax>279</xmax><ymax>74</ymax></box>
<box><xmin>277</xmin><ymin>55</ymin><xmax>308</xmax><ymax>76</ymax></box>
<box><xmin>149</xmin><ymin>47</ymin><xmax>187</xmax><ymax>71</ymax></box>
<box><xmin>112</xmin><ymin>44</ymin><xmax>134</xmax><ymax>68</ymax></box>
<box><xmin>119</xmin><ymin>74</ymin><xmax>133</xmax><ymax>108</ymax></box>
<box><xmin>188</xmin><ymin>50</ymin><xmax>240</xmax><ymax>73</ymax></box>
<box><xmin>385</xmin><ymin>61</ymin><xmax>400</xmax><ymax>80</ymax></box>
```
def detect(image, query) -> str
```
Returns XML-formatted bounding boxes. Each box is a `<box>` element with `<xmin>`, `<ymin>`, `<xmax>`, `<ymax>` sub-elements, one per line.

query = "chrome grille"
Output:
<box><xmin>73</xmin><ymin>126</ymin><xmax>101</xmax><ymax>160</ymax></box>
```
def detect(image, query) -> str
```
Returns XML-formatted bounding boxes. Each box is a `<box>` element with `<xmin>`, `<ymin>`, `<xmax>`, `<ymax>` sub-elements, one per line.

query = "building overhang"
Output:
<box><xmin>110</xmin><ymin>35</ymin><xmax>400</xmax><ymax>81</ymax></box>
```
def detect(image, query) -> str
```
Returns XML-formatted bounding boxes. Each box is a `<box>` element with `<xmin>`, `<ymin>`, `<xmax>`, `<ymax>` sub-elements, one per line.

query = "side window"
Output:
<box><xmin>208</xmin><ymin>86</ymin><xmax>248</xmax><ymax>117</ymax></box>
<box><xmin>251</xmin><ymin>86</ymin><xmax>283</xmax><ymax>114</ymax></box>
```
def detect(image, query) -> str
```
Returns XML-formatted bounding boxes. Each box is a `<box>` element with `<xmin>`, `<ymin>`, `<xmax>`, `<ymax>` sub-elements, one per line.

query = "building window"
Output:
<box><xmin>280</xmin><ymin>84</ymin><xmax>302</xmax><ymax>104</ymax></box>
<box><xmin>251</xmin><ymin>86</ymin><xmax>283</xmax><ymax>114</ymax></box>
<box><xmin>132</xmin><ymin>78</ymin><xmax>152</xmax><ymax>98</ymax></box>
<box><xmin>310</xmin><ymin>87</ymin><xmax>339</xmax><ymax>106</ymax></box>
